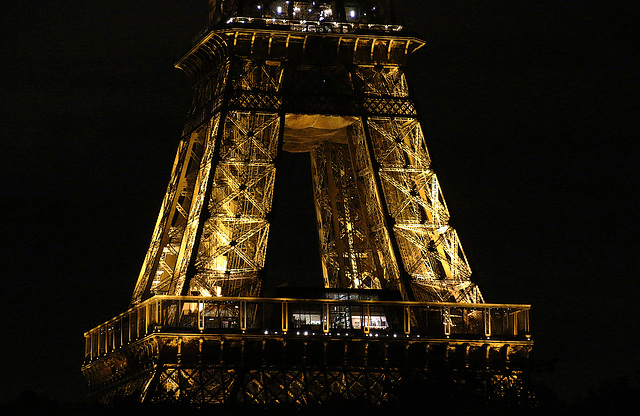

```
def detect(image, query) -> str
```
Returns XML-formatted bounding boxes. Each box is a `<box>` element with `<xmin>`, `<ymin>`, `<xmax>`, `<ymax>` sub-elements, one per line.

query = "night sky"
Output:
<box><xmin>1</xmin><ymin>0</ymin><xmax>637</xmax><ymax>407</ymax></box>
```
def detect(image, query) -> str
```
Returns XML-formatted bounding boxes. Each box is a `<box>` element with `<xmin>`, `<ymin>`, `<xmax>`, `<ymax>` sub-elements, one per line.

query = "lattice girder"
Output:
<box><xmin>311</xmin><ymin>141</ymin><xmax>387</xmax><ymax>290</ymax></box>
<box><xmin>131</xmin><ymin>27</ymin><xmax>482</xmax><ymax>305</ymax></box>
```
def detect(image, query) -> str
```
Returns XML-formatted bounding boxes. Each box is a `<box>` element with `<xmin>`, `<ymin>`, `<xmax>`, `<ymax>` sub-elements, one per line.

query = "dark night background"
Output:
<box><xmin>1</xmin><ymin>0</ymin><xmax>637</xmax><ymax>411</ymax></box>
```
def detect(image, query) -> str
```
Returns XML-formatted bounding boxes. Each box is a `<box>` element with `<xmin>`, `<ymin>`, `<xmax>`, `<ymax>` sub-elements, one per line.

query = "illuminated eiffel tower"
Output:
<box><xmin>82</xmin><ymin>1</ymin><xmax>533</xmax><ymax>408</ymax></box>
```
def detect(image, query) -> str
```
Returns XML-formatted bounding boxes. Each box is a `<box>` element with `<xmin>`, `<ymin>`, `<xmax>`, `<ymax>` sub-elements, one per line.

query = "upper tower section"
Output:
<box><xmin>206</xmin><ymin>0</ymin><xmax>398</xmax><ymax>32</ymax></box>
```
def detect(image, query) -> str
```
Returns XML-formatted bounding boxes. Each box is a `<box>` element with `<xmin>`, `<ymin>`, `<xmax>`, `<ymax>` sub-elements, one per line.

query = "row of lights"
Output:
<box><xmin>260</xmin><ymin>329</ymin><xmax>414</xmax><ymax>338</ymax></box>
<box><xmin>249</xmin><ymin>3</ymin><xmax>359</xmax><ymax>18</ymax></box>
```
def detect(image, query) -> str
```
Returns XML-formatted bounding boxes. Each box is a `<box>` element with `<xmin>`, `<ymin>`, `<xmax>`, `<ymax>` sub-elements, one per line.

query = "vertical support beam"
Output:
<box><xmin>322</xmin><ymin>144</ymin><xmax>350</xmax><ymax>288</ymax></box>
<box><xmin>345</xmin><ymin>127</ymin><xmax>387</xmax><ymax>288</ymax></box>
<box><xmin>360</xmin><ymin>116</ymin><xmax>416</xmax><ymax>300</ymax></box>
<box><xmin>175</xmin><ymin>111</ymin><xmax>226</xmax><ymax>297</ymax></box>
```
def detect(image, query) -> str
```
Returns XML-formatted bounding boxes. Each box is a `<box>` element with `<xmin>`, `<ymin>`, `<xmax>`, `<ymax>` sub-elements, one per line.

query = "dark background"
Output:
<box><xmin>1</xmin><ymin>0</ymin><xmax>637</xmax><ymax>408</ymax></box>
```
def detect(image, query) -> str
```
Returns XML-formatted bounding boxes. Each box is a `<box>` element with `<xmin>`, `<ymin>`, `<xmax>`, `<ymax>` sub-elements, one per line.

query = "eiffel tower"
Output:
<box><xmin>82</xmin><ymin>1</ymin><xmax>533</xmax><ymax>408</ymax></box>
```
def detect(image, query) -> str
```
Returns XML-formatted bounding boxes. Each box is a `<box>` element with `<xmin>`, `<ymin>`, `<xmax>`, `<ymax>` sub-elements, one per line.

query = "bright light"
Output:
<box><xmin>350</xmin><ymin>10</ymin><xmax>355</xmax><ymax>18</ymax></box>
<box><xmin>436</xmin><ymin>225</ymin><xmax>449</xmax><ymax>234</ymax></box>
<box><xmin>277</xmin><ymin>6</ymin><xmax>282</xmax><ymax>14</ymax></box>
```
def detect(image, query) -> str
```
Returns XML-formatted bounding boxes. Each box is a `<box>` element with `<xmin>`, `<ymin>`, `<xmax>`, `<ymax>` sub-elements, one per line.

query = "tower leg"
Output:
<box><xmin>181</xmin><ymin>110</ymin><xmax>282</xmax><ymax>297</ymax></box>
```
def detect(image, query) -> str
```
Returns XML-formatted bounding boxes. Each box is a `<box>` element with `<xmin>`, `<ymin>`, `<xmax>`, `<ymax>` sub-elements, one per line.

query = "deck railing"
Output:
<box><xmin>83</xmin><ymin>295</ymin><xmax>530</xmax><ymax>363</ymax></box>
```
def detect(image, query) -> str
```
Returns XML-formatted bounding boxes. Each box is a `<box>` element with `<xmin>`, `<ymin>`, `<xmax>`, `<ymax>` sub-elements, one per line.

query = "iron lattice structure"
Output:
<box><xmin>83</xmin><ymin>1</ymin><xmax>533</xmax><ymax>409</ymax></box>
<box><xmin>129</xmin><ymin>10</ymin><xmax>482</xmax><ymax>306</ymax></box>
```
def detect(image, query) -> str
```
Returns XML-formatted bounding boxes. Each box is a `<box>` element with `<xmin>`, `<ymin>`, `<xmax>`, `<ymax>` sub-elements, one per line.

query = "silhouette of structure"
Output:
<box><xmin>82</xmin><ymin>1</ymin><xmax>533</xmax><ymax>407</ymax></box>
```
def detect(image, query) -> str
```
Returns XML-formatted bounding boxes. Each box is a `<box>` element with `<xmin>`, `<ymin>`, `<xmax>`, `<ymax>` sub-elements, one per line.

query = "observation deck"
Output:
<box><xmin>195</xmin><ymin>0</ymin><xmax>403</xmax><ymax>42</ymax></box>
<box><xmin>82</xmin><ymin>294</ymin><xmax>532</xmax><ymax>404</ymax></box>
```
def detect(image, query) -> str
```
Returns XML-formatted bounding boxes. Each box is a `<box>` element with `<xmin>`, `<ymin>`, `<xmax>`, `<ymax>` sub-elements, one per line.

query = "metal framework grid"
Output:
<box><xmin>130</xmin><ymin>27</ymin><xmax>483</xmax><ymax>305</ymax></box>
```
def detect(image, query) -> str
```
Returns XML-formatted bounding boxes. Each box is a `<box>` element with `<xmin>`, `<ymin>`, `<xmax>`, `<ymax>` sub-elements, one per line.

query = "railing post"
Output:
<box><xmin>198</xmin><ymin>299</ymin><xmax>205</xmax><ymax>331</ymax></box>
<box><xmin>85</xmin><ymin>334</ymin><xmax>90</xmax><ymax>361</ymax></box>
<box><xmin>484</xmin><ymin>308</ymin><xmax>491</xmax><ymax>338</ymax></box>
<box><xmin>156</xmin><ymin>299</ymin><xmax>161</xmax><ymax>327</ymax></box>
<box><xmin>363</xmin><ymin>304</ymin><xmax>370</xmax><ymax>334</ymax></box>
<box><xmin>240</xmin><ymin>300</ymin><xmax>247</xmax><ymax>331</ymax></box>
<box><xmin>106</xmin><ymin>325</ymin><xmax>111</xmax><ymax>352</ymax></box>
<box><xmin>99</xmin><ymin>326</ymin><xmax>104</xmax><ymax>356</ymax></box>
<box><xmin>404</xmin><ymin>305</ymin><xmax>411</xmax><ymax>335</ymax></box>
<box><xmin>281</xmin><ymin>301</ymin><xmax>288</xmax><ymax>333</ymax></box>
<box><xmin>443</xmin><ymin>307</ymin><xmax>451</xmax><ymax>337</ymax></box>
<box><xmin>323</xmin><ymin>302</ymin><xmax>330</xmax><ymax>333</ymax></box>
<box><xmin>108</xmin><ymin>325</ymin><xmax>113</xmax><ymax>352</ymax></box>
<box><xmin>145</xmin><ymin>303</ymin><xmax>150</xmax><ymax>335</ymax></box>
